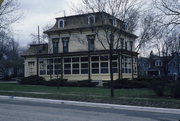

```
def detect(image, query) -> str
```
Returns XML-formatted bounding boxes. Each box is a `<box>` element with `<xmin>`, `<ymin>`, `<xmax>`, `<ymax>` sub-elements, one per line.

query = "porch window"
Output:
<box><xmin>28</xmin><ymin>61</ymin><xmax>35</xmax><ymax>73</ymax></box>
<box><xmin>64</xmin><ymin>58</ymin><xmax>71</xmax><ymax>74</ymax></box>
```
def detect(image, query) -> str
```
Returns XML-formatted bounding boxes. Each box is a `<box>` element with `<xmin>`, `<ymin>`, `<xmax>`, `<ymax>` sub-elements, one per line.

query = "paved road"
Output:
<box><xmin>0</xmin><ymin>99</ymin><xmax>179</xmax><ymax>121</ymax></box>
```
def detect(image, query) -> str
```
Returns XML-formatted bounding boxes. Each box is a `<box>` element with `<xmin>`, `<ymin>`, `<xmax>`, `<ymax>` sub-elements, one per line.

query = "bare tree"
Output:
<box><xmin>30</xmin><ymin>24</ymin><xmax>53</xmax><ymax>44</ymax></box>
<box><xmin>72</xmin><ymin>0</ymin><xmax>143</xmax><ymax>32</ymax></box>
<box><xmin>0</xmin><ymin>30</ymin><xmax>23</xmax><ymax>77</ymax></box>
<box><xmin>135</xmin><ymin>12</ymin><xmax>161</xmax><ymax>53</ymax></box>
<box><xmin>0</xmin><ymin>0</ymin><xmax>21</xmax><ymax>31</ymax></box>
<box><xmin>152</xmin><ymin>0</ymin><xmax>180</xmax><ymax>28</ymax></box>
<box><xmin>71</xmin><ymin>0</ymin><xmax>145</xmax><ymax>97</ymax></box>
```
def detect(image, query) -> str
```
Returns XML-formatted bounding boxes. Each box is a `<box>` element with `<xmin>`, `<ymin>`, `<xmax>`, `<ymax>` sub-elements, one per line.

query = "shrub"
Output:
<box><xmin>2</xmin><ymin>75</ymin><xmax>12</xmax><ymax>81</ymax></box>
<box><xmin>19</xmin><ymin>75</ymin><xmax>45</xmax><ymax>85</ymax></box>
<box><xmin>103</xmin><ymin>78</ymin><xmax>148</xmax><ymax>89</ymax></box>
<box><xmin>45</xmin><ymin>78</ymin><xmax>67</xmax><ymax>87</ymax></box>
<box><xmin>46</xmin><ymin>79</ymin><xmax>98</xmax><ymax>87</ymax></box>
<box><xmin>76</xmin><ymin>80</ymin><xmax>98</xmax><ymax>87</ymax></box>
<box><xmin>170</xmin><ymin>81</ymin><xmax>180</xmax><ymax>98</ymax></box>
<box><xmin>148</xmin><ymin>78</ymin><xmax>168</xmax><ymax>96</ymax></box>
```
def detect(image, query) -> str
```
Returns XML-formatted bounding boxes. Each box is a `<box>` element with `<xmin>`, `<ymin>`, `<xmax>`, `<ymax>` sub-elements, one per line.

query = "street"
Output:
<box><xmin>0</xmin><ymin>99</ymin><xmax>179</xmax><ymax>121</ymax></box>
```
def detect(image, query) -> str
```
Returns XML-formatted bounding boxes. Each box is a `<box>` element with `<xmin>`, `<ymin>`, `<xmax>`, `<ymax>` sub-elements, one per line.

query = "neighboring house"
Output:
<box><xmin>138</xmin><ymin>52</ymin><xmax>180</xmax><ymax>79</ymax></box>
<box><xmin>22</xmin><ymin>12</ymin><xmax>138</xmax><ymax>81</ymax></box>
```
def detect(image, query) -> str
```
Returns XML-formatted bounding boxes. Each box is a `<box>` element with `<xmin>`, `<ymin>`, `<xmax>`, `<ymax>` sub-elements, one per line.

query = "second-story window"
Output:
<box><xmin>125</xmin><ymin>41</ymin><xmax>128</xmax><ymax>50</ymax></box>
<box><xmin>130</xmin><ymin>41</ymin><xmax>133</xmax><ymax>51</ymax></box>
<box><xmin>52</xmin><ymin>39</ymin><xmax>59</xmax><ymax>54</ymax></box>
<box><xmin>88</xmin><ymin>15</ymin><xmax>95</xmax><ymax>25</ymax></box>
<box><xmin>155</xmin><ymin>60</ymin><xmax>162</xmax><ymax>67</ymax></box>
<box><xmin>87</xmin><ymin>35</ymin><xmax>95</xmax><ymax>51</ymax></box>
<box><xmin>58</xmin><ymin>19</ymin><xmax>65</xmax><ymax>28</ymax></box>
<box><xmin>120</xmin><ymin>38</ymin><xmax>124</xmax><ymax>49</ymax></box>
<box><xmin>62</xmin><ymin>37</ymin><xmax>69</xmax><ymax>53</ymax></box>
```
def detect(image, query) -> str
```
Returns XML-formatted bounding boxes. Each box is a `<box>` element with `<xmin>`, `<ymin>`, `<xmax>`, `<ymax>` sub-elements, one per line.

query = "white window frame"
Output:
<box><xmin>110</xmin><ymin>18</ymin><xmax>117</xmax><ymax>27</ymax></box>
<box><xmin>28</xmin><ymin>61</ymin><xmax>35</xmax><ymax>73</ymax></box>
<box><xmin>155</xmin><ymin>60</ymin><xmax>162</xmax><ymax>67</ymax></box>
<box><xmin>88</xmin><ymin>15</ymin><xmax>95</xmax><ymax>25</ymax></box>
<box><xmin>58</xmin><ymin>19</ymin><xmax>65</xmax><ymax>28</ymax></box>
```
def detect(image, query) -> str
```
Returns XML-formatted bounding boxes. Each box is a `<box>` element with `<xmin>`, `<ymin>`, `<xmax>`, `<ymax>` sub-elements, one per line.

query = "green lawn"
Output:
<box><xmin>0</xmin><ymin>83</ymin><xmax>155</xmax><ymax>97</ymax></box>
<box><xmin>0</xmin><ymin>83</ymin><xmax>180</xmax><ymax>108</ymax></box>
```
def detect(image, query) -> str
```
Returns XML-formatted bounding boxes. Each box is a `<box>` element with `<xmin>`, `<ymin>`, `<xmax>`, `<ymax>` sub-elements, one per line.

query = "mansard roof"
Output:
<box><xmin>44</xmin><ymin>12</ymin><xmax>138</xmax><ymax>39</ymax></box>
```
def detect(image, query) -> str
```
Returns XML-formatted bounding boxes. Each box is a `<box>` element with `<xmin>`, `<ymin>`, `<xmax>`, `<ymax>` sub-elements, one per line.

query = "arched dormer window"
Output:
<box><xmin>58</xmin><ymin>19</ymin><xmax>65</xmax><ymax>28</ymax></box>
<box><xmin>88</xmin><ymin>15</ymin><xmax>95</xmax><ymax>25</ymax></box>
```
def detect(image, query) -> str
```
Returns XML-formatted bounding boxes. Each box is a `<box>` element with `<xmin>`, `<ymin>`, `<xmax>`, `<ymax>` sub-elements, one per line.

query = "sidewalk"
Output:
<box><xmin>0</xmin><ymin>95</ymin><xmax>180</xmax><ymax>114</ymax></box>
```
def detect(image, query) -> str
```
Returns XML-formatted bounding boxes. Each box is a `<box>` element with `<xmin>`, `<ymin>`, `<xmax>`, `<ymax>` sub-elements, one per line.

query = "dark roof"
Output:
<box><xmin>44</xmin><ymin>12</ymin><xmax>138</xmax><ymax>39</ymax></box>
<box><xmin>22</xmin><ymin>49</ymin><xmax>138</xmax><ymax>58</ymax></box>
<box><xmin>22</xmin><ymin>43</ymin><xmax>48</xmax><ymax>57</ymax></box>
<box><xmin>55</xmin><ymin>12</ymin><xmax>125</xmax><ymax>23</ymax></box>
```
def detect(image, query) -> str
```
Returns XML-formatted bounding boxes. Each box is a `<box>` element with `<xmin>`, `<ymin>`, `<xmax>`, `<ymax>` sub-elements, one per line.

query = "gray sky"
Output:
<box><xmin>12</xmin><ymin>0</ymin><xmax>80</xmax><ymax>47</ymax></box>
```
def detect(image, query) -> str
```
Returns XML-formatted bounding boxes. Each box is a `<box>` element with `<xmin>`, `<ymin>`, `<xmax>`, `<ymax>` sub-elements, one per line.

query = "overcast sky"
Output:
<box><xmin>12</xmin><ymin>0</ymin><xmax>80</xmax><ymax>47</ymax></box>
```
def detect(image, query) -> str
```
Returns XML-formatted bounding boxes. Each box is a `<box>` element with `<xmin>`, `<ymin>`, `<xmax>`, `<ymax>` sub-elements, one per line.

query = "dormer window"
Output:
<box><xmin>58</xmin><ymin>19</ymin><xmax>65</xmax><ymax>28</ymax></box>
<box><xmin>88</xmin><ymin>15</ymin><xmax>95</xmax><ymax>25</ymax></box>
<box><xmin>109</xmin><ymin>18</ymin><xmax>117</xmax><ymax>27</ymax></box>
<box><xmin>155</xmin><ymin>60</ymin><xmax>162</xmax><ymax>67</ymax></box>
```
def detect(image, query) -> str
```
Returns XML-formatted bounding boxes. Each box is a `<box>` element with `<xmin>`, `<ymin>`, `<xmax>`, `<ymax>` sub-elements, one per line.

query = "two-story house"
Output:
<box><xmin>22</xmin><ymin>12</ymin><xmax>138</xmax><ymax>81</ymax></box>
<box><xmin>138</xmin><ymin>52</ymin><xmax>180</xmax><ymax>79</ymax></box>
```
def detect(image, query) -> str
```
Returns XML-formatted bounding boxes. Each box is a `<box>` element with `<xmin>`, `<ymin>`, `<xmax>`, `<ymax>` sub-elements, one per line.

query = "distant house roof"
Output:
<box><xmin>22</xmin><ymin>43</ymin><xmax>48</xmax><ymax>57</ymax></box>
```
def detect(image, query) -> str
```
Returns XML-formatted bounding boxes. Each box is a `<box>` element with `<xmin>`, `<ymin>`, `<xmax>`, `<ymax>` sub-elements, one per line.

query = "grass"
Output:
<box><xmin>0</xmin><ymin>83</ymin><xmax>180</xmax><ymax>108</ymax></box>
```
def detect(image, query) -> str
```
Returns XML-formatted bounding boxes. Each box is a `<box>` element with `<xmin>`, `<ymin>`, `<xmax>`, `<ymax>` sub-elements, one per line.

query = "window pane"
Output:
<box><xmin>64</xmin><ymin>70</ymin><xmax>71</xmax><ymax>74</ymax></box>
<box><xmin>100</xmin><ymin>56</ymin><xmax>108</xmax><ymax>61</ymax></box>
<box><xmin>64</xmin><ymin>64</ymin><xmax>71</xmax><ymax>69</ymax></box>
<box><xmin>47</xmin><ymin>70</ymin><xmax>53</xmax><ymax>75</ymax></box>
<box><xmin>81</xmin><ymin>63</ymin><xmax>88</xmax><ymax>68</ymax></box>
<box><xmin>47</xmin><ymin>65</ymin><xmax>53</xmax><ymax>69</ymax></box>
<box><xmin>81</xmin><ymin>57</ymin><xmax>88</xmax><ymax>62</ymax></box>
<box><xmin>92</xmin><ymin>63</ymin><xmax>99</xmax><ymax>68</ymax></box>
<box><xmin>40</xmin><ymin>70</ymin><xmax>46</xmax><ymax>75</ymax></box>
<box><xmin>55</xmin><ymin>70</ymin><xmax>61</xmax><ymax>74</ymax></box>
<box><xmin>92</xmin><ymin>69</ymin><xmax>99</xmax><ymax>74</ymax></box>
<box><xmin>112</xmin><ymin>62</ymin><xmax>117</xmax><ymax>67</ymax></box>
<box><xmin>64</xmin><ymin>58</ymin><xmax>71</xmax><ymax>63</ymax></box>
<box><xmin>73</xmin><ymin>70</ymin><xmax>79</xmax><ymax>74</ymax></box>
<box><xmin>72</xmin><ymin>57</ymin><xmax>79</xmax><ymax>62</ymax></box>
<box><xmin>112</xmin><ymin>55</ymin><xmax>118</xmax><ymax>60</ymax></box>
<box><xmin>73</xmin><ymin>64</ymin><xmax>79</xmax><ymax>68</ymax></box>
<box><xmin>47</xmin><ymin>59</ymin><xmax>53</xmax><ymax>63</ymax></box>
<box><xmin>101</xmin><ymin>69</ymin><xmax>108</xmax><ymax>73</ymax></box>
<box><xmin>112</xmin><ymin>68</ymin><xmax>118</xmax><ymax>73</ymax></box>
<box><xmin>81</xmin><ymin>69</ymin><xmax>88</xmax><ymax>74</ymax></box>
<box><xmin>55</xmin><ymin>64</ymin><xmax>61</xmax><ymax>69</ymax></box>
<box><xmin>101</xmin><ymin>62</ymin><xmax>108</xmax><ymax>67</ymax></box>
<box><xmin>91</xmin><ymin>56</ymin><xmax>99</xmax><ymax>61</ymax></box>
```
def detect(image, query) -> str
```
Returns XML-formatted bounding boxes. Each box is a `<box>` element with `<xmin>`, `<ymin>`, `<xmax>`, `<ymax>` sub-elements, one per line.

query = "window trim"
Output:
<box><xmin>88</xmin><ymin>15</ymin><xmax>95</xmax><ymax>25</ymax></box>
<box><xmin>28</xmin><ymin>61</ymin><xmax>35</xmax><ymax>73</ymax></box>
<box><xmin>62</xmin><ymin>37</ymin><xmax>69</xmax><ymax>53</ymax></box>
<box><xmin>58</xmin><ymin>19</ymin><xmax>65</xmax><ymax>28</ymax></box>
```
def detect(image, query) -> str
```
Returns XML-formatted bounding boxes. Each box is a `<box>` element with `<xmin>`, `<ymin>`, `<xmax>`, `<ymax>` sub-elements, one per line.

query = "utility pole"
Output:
<box><xmin>38</xmin><ymin>26</ymin><xmax>40</xmax><ymax>44</ymax></box>
<box><xmin>110</xmin><ymin>32</ymin><xmax>114</xmax><ymax>97</ymax></box>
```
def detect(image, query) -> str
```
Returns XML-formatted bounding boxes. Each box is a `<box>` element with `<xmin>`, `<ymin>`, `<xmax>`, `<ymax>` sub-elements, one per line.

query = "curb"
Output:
<box><xmin>0</xmin><ymin>95</ymin><xmax>180</xmax><ymax>114</ymax></box>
